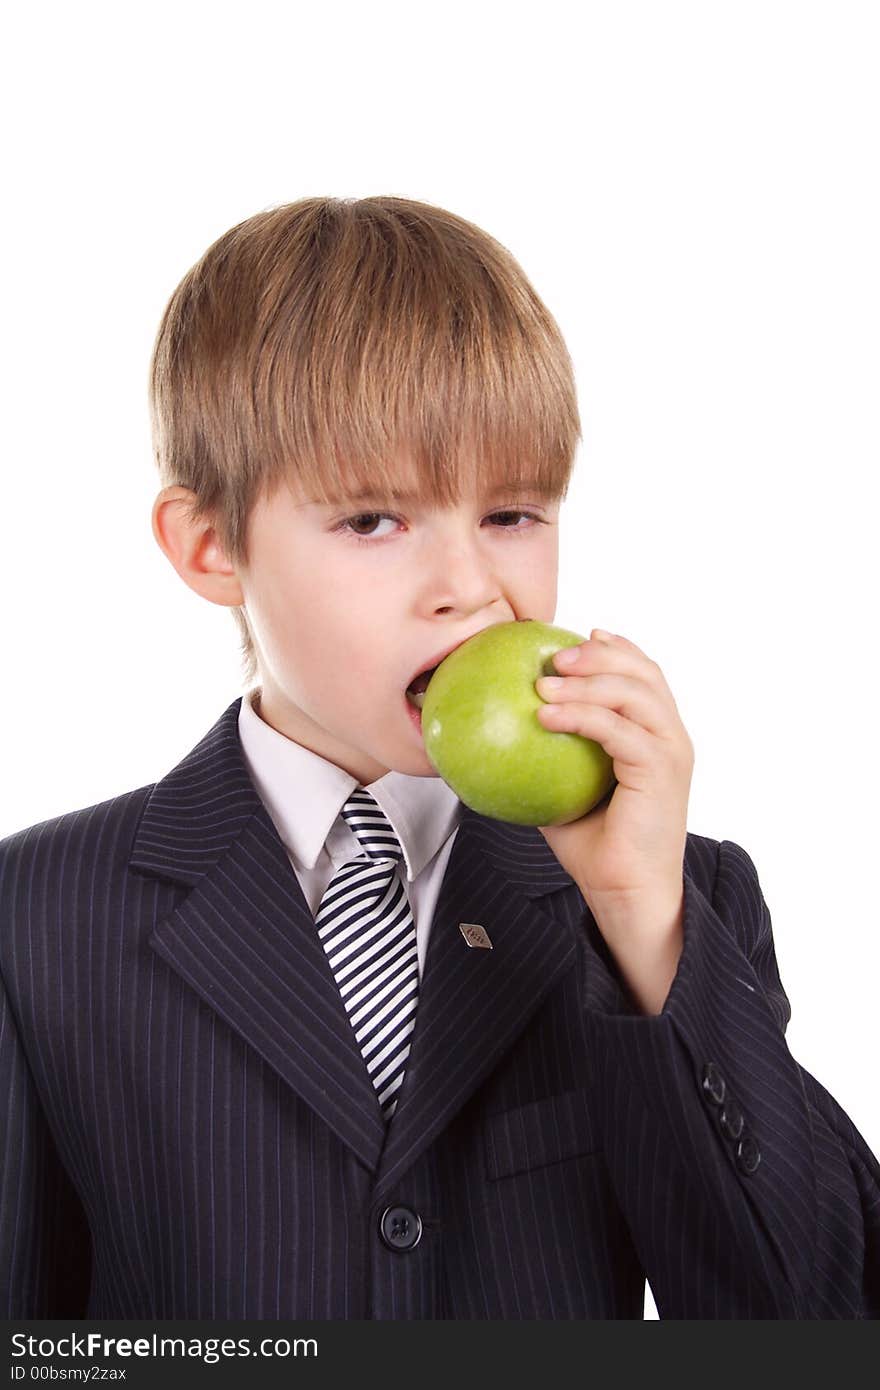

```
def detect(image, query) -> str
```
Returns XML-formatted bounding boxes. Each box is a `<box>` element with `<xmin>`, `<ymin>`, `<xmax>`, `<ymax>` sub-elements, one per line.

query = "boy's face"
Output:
<box><xmin>156</xmin><ymin>467</ymin><xmax>561</xmax><ymax>786</ymax></box>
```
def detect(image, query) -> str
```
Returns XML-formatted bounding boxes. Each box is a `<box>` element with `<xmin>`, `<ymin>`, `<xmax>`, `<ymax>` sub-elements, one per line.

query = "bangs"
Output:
<box><xmin>243</xmin><ymin>199</ymin><xmax>577</xmax><ymax>511</ymax></box>
<box><xmin>257</xmin><ymin>273</ymin><xmax>577</xmax><ymax>507</ymax></box>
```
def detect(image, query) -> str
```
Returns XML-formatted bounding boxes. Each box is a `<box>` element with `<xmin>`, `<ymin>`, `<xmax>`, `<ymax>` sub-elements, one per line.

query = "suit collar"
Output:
<box><xmin>131</xmin><ymin>697</ymin><xmax>581</xmax><ymax>1192</ymax></box>
<box><xmin>130</xmin><ymin>696</ymin><xmax>576</xmax><ymax>898</ymax></box>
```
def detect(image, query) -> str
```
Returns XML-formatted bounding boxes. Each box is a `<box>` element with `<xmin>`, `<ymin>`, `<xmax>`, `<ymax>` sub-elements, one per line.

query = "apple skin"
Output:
<box><xmin>420</xmin><ymin>619</ymin><xmax>617</xmax><ymax>827</ymax></box>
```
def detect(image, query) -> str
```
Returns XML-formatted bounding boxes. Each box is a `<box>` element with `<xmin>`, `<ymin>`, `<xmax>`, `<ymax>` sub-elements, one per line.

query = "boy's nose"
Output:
<box><xmin>424</xmin><ymin>541</ymin><xmax>502</xmax><ymax>615</ymax></box>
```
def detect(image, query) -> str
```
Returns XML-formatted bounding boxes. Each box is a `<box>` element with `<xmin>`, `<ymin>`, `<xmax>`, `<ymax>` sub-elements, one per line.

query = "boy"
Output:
<box><xmin>1</xmin><ymin>196</ymin><xmax>878</xmax><ymax>1320</ymax></box>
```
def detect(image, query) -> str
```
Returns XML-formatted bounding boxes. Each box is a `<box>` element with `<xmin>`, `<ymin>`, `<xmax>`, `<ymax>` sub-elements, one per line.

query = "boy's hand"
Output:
<box><xmin>535</xmin><ymin>631</ymin><xmax>695</xmax><ymax>1013</ymax></box>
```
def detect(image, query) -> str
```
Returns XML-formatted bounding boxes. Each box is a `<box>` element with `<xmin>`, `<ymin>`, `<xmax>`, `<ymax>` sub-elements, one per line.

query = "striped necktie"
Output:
<box><xmin>314</xmin><ymin>788</ymin><xmax>420</xmax><ymax>1121</ymax></box>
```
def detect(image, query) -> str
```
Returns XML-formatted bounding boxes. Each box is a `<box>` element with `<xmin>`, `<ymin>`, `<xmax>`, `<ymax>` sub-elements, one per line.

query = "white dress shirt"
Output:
<box><xmin>237</xmin><ymin>689</ymin><xmax>463</xmax><ymax>981</ymax></box>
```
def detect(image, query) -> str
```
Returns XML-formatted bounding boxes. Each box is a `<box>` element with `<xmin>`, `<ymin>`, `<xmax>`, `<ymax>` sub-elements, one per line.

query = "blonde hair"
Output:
<box><xmin>148</xmin><ymin>196</ymin><xmax>582</xmax><ymax>689</ymax></box>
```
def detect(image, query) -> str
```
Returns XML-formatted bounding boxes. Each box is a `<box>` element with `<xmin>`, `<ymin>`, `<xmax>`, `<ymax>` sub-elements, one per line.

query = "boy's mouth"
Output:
<box><xmin>405</xmin><ymin>664</ymin><xmax>440</xmax><ymax>711</ymax></box>
<box><xmin>403</xmin><ymin>628</ymin><xmax>491</xmax><ymax>712</ymax></box>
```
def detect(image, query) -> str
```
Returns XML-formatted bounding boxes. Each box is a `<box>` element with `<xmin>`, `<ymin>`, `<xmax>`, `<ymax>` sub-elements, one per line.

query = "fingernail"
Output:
<box><xmin>592</xmin><ymin>629</ymin><xmax>613</xmax><ymax>642</ymax></box>
<box><xmin>538</xmin><ymin>676</ymin><xmax>564</xmax><ymax>691</ymax></box>
<box><xmin>555</xmin><ymin>647</ymin><xmax>580</xmax><ymax>666</ymax></box>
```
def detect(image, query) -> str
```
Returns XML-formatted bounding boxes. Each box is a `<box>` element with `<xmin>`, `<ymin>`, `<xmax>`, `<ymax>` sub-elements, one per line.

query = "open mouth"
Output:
<box><xmin>405</xmin><ymin>664</ymin><xmax>440</xmax><ymax>711</ymax></box>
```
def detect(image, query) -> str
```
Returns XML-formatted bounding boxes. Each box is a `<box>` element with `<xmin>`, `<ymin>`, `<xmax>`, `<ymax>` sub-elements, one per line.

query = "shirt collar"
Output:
<box><xmin>237</xmin><ymin>688</ymin><xmax>462</xmax><ymax>883</ymax></box>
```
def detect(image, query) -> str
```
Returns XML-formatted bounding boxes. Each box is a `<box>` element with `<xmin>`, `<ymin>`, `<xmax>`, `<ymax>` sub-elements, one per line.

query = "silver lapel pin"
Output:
<box><xmin>459</xmin><ymin>922</ymin><xmax>493</xmax><ymax>949</ymax></box>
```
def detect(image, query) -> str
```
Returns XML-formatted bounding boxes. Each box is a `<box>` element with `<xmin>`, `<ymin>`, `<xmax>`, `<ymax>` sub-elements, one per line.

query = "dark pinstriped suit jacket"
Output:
<box><xmin>2</xmin><ymin>696</ymin><xmax>879</xmax><ymax>1319</ymax></box>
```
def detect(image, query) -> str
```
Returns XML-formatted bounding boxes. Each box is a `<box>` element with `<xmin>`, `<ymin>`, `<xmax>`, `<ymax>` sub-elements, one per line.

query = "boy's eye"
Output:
<box><xmin>334</xmin><ymin>510</ymin><xmax>547</xmax><ymax>543</ymax></box>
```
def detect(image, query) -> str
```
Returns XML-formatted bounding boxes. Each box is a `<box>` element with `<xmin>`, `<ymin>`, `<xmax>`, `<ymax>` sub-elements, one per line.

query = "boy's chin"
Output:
<box><xmin>383</xmin><ymin>755</ymin><xmax>441</xmax><ymax>779</ymax></box>
<box><xmin>383</xmin><ymin>744</ymin><xmax>442</xmax><ymax>779</ymax></box>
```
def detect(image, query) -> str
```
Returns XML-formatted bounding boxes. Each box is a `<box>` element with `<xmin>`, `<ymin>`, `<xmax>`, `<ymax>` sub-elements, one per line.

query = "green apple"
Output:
<box><xmin>420</xmin><ymin>619</ymin><xmax>616</xmax><ymax>826</ymax></box>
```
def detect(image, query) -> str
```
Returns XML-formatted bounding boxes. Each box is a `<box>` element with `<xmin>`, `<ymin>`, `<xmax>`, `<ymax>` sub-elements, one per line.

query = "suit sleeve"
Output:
<box><xmin>0</xmin><ymin>968</ymin><xmax>92</xmax><ymax>1317</ymax></box>
<box><xmin>581</xmin><ymin>837</ymin><xmax>880</xmax><ymax>1319</ymax></box>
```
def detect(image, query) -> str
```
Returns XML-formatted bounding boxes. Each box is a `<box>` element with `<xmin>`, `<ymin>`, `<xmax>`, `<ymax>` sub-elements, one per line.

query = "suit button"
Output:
<box><xmin>735</xmin><ymin>1134</ymin><xmax>761</xmax><ymax>1175</ymax></box>
<box><xmin>701</xmin><ymin>1061</ymin><xmax>725</xmax><ymax>1106</ymax></box>
<box><xmin>719</xmin><ymin>1104</ymin><xmax>744</xmax><ymax>1141</ymax></box>
<box><xmin>379</xmin><ymin>1205</ymin><xmax>423</xmax><ymax>1251</ymax></box>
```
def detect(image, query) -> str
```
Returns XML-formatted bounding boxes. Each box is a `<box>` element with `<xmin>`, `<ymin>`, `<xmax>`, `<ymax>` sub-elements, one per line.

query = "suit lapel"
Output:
<box><xmin>132</xmin><ymin>698</ymin><xmax>582</xmax><ymax>1184</ymax></box>
<box><xmin>372</xmin><ymin>813</ymin><xmax>577</xmax><ymax>1196</ymax></box>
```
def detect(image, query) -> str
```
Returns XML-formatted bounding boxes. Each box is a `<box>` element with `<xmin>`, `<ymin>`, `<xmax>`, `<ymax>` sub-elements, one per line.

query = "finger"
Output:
<box><xmin>553</xmin><ymin>634</ymin><xmax>669</xmax><ymax>693</ymax></box>
<box><xmin>536</xmin><ymin>700</ymin><xmax>653</xmax><ymax>772</ymax></box>
<box><xmin>591</xmin><ymin>630</ymin><xmax>642</xmax><ymax>652</ymax></box>
<box><xmin>536</xmin><ymin>673</ymin><xmax>673</xmax><ymax>738</ymax></box>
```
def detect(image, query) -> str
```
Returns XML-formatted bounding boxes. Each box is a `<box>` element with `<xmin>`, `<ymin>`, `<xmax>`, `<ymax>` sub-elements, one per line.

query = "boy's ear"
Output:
<box><xmin>151</xmin><ymin>485</ymin><xmax>246</xmax><ymax>608</ymax></box>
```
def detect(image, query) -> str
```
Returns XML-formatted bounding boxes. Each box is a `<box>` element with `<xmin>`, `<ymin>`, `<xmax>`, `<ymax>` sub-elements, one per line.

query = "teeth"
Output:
<box><xmin>406</xmin><ymin>689</ymin><xmax>426</xmax><ymax>710</ymax></box>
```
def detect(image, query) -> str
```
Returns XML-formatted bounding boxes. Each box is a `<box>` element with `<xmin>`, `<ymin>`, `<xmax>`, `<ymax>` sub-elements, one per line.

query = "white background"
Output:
<box><xmin>2</xmin><ymin>2</ymin><xmax>878</xmax><ymax>1319</ymax></box>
